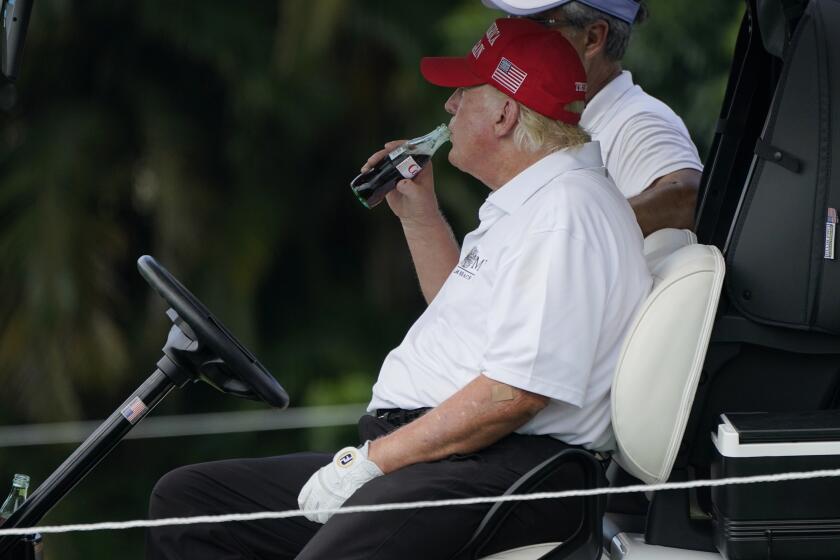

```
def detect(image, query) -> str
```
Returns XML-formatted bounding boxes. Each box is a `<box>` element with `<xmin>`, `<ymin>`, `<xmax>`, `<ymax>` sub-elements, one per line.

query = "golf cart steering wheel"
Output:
<box><xmin>137</xmin><ymin>255</ymin><xmax>290</xmax><ymax>409</ymax></box>
<box><xmin>0</xmin><ymin>256</ymin><xmax>289</xmax><ymax>551</ymax></box>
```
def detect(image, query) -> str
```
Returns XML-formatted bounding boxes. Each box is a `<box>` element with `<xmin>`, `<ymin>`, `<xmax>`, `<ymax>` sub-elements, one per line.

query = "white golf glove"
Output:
<box><xmin>298</xmin><ymin>441</ymin><xmax>384</xmax><ymax>523</ymax></box>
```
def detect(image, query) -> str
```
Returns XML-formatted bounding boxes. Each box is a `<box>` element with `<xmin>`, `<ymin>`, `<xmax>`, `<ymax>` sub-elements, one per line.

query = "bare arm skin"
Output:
<box><xmin>367</xmin><ymin>374</ymin><xmax>549</xmax><ymax>474</ymax></box>
<box><xmin>362</xmin><ymin>142</ymin><xmax>460</xmax><ymax>303</ymax></box>
<box><xmin>398</xmin><ymin>210</ymin><xmax>460</xmax><ymax>303</ymax></box>
<box><xmin>629</xmin><ymin>168</ymin><xmax>701</xmax><ymax>237</ymax></box>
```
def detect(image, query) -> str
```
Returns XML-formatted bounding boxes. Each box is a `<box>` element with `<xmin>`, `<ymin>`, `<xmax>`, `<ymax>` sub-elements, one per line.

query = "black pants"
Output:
<box><xmin>146</xmin><ymin>414</ymin><xmax>584</xmax><ymax>559</ymax></box>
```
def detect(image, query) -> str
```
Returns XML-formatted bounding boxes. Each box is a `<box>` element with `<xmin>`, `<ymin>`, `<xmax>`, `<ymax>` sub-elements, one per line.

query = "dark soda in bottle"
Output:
<box><xmin>351</xmin><ymin>124</ymin><xmax>450</xmax><ymax>209</ymax></box>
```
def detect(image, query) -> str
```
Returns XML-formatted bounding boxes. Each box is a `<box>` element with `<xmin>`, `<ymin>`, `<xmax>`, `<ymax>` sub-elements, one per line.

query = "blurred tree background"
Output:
<box><xmin>0</xmin><ymin>0</ymin><xmax>742</xmax><ymax>557</ymax></box>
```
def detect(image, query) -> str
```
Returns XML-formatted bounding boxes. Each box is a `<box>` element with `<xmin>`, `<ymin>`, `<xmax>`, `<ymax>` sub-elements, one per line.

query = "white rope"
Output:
<box><xmin>1</xmin><ymin>466</ymin><xmax>839</xmax><ymax>537</ymax></box>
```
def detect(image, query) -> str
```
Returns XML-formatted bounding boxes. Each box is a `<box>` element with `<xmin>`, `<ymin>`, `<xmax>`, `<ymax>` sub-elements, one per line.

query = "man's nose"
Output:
<box><xmin>444</xmin><ymin>90</ymin><xmax>460</xmax><ymax>115</ymax></box>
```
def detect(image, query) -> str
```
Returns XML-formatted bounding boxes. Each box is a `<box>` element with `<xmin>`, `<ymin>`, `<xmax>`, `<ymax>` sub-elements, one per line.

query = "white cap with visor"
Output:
<box><xmin>481</xmin><ymin>0</ymin><xmax>640</xmax><ymax>25</ymax></box>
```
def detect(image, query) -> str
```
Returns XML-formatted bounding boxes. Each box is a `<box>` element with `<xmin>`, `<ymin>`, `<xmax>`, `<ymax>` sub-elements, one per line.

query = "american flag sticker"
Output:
<box><xmin>825</xmin><ymin>208</ymin><xmax>837</xmax><ymax>260</ymax></box>
<box><xmin>471</xmin><ymin>39</ymin><xmax>485</xmax><ymax>59</ymax></box>
<box><xmin>121</xmin><ymin>396</ymin><xmax>149</xmax><ymax>425</ymax></box>
<box><xmin>492</xmin><ymin>58</ymin><xmax>528</xmax><ymax>94</ymax></box>
<box><xmin>486</xmin><ymin>22</ymin><xmax>501</xmax><ymax>45</ymax></box>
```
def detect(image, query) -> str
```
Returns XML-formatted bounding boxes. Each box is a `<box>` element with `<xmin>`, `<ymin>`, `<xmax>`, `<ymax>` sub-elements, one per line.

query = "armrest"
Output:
<box><xmin>457</xmin><ymin>448</ymin><xmax>607</xmax><ymax>560</ymax></box>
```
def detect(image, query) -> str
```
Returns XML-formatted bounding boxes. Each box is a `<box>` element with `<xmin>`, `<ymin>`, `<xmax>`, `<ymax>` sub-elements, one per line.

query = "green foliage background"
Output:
<box><xmin>0</xmin><ymin>1</ymin><xmax>742</xmax><ymax>557</ymax></box>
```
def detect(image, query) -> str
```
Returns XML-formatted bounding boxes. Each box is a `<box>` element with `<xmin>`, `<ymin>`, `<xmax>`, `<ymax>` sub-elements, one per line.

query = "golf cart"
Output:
<box><xmin>3</xmin><ymin>0</ymin><xmax>840</xmax><ymax>558</ymax></box>
<box><xmin>461</xmin><ymin>0</ymin><xmax>840</xmax><ymax>558</ymax></box>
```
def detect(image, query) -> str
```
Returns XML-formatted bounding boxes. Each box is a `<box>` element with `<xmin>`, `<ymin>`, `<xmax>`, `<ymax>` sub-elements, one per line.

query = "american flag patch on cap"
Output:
<box><xmin>122</xmin><ymin>396</ymin><xmax>148</xmax><ymax>425</ymax></box>
<box><xmin>492</xmin><ymin>58</ymin><xmax>527</xmax><ymax>94</ymax></box>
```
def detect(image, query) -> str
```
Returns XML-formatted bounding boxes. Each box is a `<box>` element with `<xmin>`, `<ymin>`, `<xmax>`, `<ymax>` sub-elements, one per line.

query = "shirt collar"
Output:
<box><xmin>579</xmin><ymin>70</ymin><xmax>635</xmax><ymax>133</ymax></box>
<box><xmin>485</xmin><ymin>141</ymin><xmax>604</xmax><ymax>216</ymax></box>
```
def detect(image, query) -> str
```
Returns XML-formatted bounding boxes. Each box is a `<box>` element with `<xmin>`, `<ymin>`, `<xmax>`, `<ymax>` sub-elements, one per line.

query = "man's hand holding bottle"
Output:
<box><xmin>350</xmin><ymin>124</ymin><xmax>449</xmax><ymax>212</ymax></box>
<box><xmin>361</xmin><ymin>139</ymin><xmax>443</xmax><ymax>226</ymax></box>
<box><xmin>353</xmin><ymin>125</ymin><xmax>460</xmax><ymax>303</ymax></box>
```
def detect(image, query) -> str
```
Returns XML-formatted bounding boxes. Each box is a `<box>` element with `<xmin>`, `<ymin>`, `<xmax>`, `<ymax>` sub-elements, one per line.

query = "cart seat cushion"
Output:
<box><xmin>611</xmin><ymin>241</ymin><xmax>725</xmax><ymax>484</ymax></box>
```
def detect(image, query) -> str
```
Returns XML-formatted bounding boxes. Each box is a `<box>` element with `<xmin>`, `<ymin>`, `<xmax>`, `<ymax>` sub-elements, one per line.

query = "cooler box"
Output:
<box><xmin>711</xmin><ymin>411</ymin><xmax>840</xmax><ymax>560</ymax></box>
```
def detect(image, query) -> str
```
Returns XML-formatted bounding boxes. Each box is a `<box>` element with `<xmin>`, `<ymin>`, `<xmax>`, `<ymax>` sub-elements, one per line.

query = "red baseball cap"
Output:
<box><xmin>420</xmin><ymin>18</ymin><xmax>587</xmax><ymax>124</ymax></box>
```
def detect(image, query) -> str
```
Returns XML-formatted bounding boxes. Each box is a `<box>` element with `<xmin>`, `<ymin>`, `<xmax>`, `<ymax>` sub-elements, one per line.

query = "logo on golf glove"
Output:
<box><xmin>337</xmin><ymin>450</ymin><xmax>356</xmax><ymax>467</ymax></box>
<box><xmin>298</xmin><ymin>441</ymin><xmax>383</xmax><ymax>524</ymax></box>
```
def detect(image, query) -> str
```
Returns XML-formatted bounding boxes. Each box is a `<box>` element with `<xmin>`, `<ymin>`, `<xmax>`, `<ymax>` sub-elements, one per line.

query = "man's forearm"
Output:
<box><xmin>368</xmin><ymin>374</ymin><xmax>548</xmax><ymax>474</ymax></box>
<box><xmin>401</xmin><ymin>215</ymin><xmax>461</xmax><ymax>304</ymax></box>
<box><xmin>629</xmin><ymin>168</ymin><xmax>701</xmax><ymax>237</ymax></box>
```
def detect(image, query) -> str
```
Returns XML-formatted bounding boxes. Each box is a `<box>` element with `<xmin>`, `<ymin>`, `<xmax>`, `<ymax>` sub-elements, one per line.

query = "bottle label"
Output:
<box><xmin>388</xmin><ymin>146</ymin><xmax>406</xmax><ymax>160</ymax></box>
<box><xmin>396</xmin><ymin>156</ymin><xmax>422</xmax><ymax>179</ymax></box>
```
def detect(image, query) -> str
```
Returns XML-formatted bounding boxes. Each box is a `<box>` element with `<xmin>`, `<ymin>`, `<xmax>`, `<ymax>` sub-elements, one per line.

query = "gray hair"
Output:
<box><xmin>549</xmin><ymin>1</ymin><xmax>648</xmax><ymax>62</ymax></box>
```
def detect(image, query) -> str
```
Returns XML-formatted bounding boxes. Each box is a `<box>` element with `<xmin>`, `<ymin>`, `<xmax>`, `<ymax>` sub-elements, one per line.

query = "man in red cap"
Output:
<box><xmin>366</xmin><ymin>3</ymin><xmax>700</xmax><ymax>318</ymax></box>
<box><xmin>146</xmin><ymin>19</ymin><xmax>650</xmax><ymax>560</ymax></box>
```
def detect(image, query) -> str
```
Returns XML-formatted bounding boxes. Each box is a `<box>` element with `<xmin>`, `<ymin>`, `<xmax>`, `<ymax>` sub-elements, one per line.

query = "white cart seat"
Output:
<box><xmin>611</xmin><ymin>238</ymin><xmax>724</xmax><ymax>484</ymax></box>
<box><xmin>478</xmin><ymin>229</ymin><xmax>724</xmax><ymax>560</ymax></box>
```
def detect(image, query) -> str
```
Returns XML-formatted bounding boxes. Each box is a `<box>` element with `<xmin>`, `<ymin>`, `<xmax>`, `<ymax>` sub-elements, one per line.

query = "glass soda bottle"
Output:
<box><xmin>0</xmin><ymin>474</ymin><xmax>30</xmax><ymax>524</ymax></box>
<box><xmin>0</xmin><ymin>474</ymin><xmax>43</xmax><ymax>559</ymax></box>
<box><xmin>350</xmin><ymin>124</ymin><xmax>450</xmax><ymax>209</ymax></box>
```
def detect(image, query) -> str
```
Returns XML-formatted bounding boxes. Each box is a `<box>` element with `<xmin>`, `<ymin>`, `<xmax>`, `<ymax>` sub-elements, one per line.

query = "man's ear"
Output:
<box><xmin>582</xmin><ymin>19</ymin><xmax>609</xmax><ymax>60</ymax></box>
<box><xmin>495</xmin><ymin>98</ymin><xmax>520</xmax><ymax>138</ymax></box>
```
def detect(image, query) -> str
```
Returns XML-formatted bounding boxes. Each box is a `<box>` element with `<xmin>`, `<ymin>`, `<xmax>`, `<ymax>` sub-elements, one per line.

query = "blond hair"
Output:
<box><xmin>487</xmin><ymin>87</ymin><xmax>590</xmax><ymax>154</ymax></box>
<box><xmin>514</xmin><ymin>102</ymin><xmax>590</xmax><ymax>154</ymax></box>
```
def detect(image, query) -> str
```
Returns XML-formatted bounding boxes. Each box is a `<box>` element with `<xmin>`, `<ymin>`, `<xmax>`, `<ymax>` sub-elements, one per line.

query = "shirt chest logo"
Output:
<box><xmin>454</xmin><ymin>247</ymin><xmax>488</xmax><ymax>280</ymax></box>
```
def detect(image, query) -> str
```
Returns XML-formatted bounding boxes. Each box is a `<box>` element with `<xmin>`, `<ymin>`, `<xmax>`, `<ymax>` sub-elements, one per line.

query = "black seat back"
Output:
<box><xmin>647</xmin><ymin>0</ymin><xmax>840</xmax><ymax>550</ymax></box>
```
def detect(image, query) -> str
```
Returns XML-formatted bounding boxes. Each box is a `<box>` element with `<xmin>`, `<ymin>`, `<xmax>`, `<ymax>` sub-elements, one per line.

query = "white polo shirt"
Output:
<box><xmin>368</xmin><ymin>142</ymin><xmax>652</xmax><ymax>447</ymax></box>
<box><xmin>581</xmin><ymin>71</ymin><xmax>703</xmax><ymax>199</ymax></box>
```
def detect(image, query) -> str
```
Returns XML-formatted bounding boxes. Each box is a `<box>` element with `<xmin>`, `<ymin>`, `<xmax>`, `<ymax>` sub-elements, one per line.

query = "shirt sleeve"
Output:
<box><xmin>480</xmin><ymin>228</ymin><xmax>607</xmax><ymax>407</ymax></box>
<box><xmin>609</xmin><ymin>111</ymin><xmax>704</xmax><ymax>198</ymax></box>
